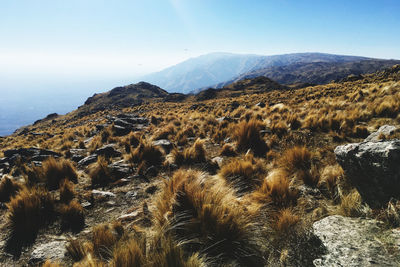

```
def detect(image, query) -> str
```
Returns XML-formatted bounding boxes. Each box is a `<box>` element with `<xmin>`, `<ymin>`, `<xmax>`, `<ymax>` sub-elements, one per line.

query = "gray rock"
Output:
<box><xmin>313</xmin><ymin>215</ymin><xmax>400</xmax><ymax>267</ymax></box>
<box><xmin>92</xmin><ymin>189</ymin><xmax>116</xmax><ymax>198</ymax></box>
<box><xmin>335</xmin><ymin>140</ymin><xmax>400</xmax><ymax>207</ymax></box>
<box><xmin>78</xmin><ymin>154</ymin><xmax>98</xmax><ymax>166</ymax></box>
<box><xmin>365</xmin><ymin>125</ymin><xmax>397</xmax><ymax>141</ymax></box>
<box><xmin>255</xmin><ymin>102</ymin><xmax>266</xmax><ymax>108</ymax></box>
<box><xmin>108</xmin><ymin>160</ymin><xmax>131</xmax><ymax>179</ymax></box>
<box><xmin>29</xmin><ymin>241</ymin><xmax>67</xmax><ymax>264</ymax></box>
<box><xmin>211</xmin><ymin>156</ymin><xmax>224</xmax><ymax>168</ymax></box>
<box><xmin>152</xmin><ymin>139</ymin><xmax>173</xmax><ymax>153</ymax></box>
<box><xmin>95</xmin><ymin>144</ymin><xmax>121</xmax><ymax>158</ymax></box>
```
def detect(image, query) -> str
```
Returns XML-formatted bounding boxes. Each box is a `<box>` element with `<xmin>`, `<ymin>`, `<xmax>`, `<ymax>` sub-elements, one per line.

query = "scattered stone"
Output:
<box><xmin>125</xmin><ymin>190</ymin><xmax>138</xmax><ymax>199</ymax></box>
<box><xmin>152</xmin><ymin>139</ymin><xmax>173</xmax><ymax>153</ymax></box>
<box><xmin>335</xmin><ymin>140</ymin><xmax>400</xmax><ymax>206</ymax></box>
<box><xmin>211</xmin><ymin>156</ymin><xmax>224</xmax><ymax>168</ymax></box>
<box><xmin>95</xmin><ymin>144</ymin><xmax>121</xmax><ymax>158</ymax></box>
<box><xmin>78</xmin><ymin>154</ymin><xmax>98</xmax><ymax>166</ymax></box>
<box><xmin>118</xmin><ymin>210</ymin><xmax>140</xmax><ymax>221</ymax></box>
<box><xmin>255</xmin><ymin>102</ymin><xmax>266</xmax><ymax>108</ymax></box>
<box><xmin>108</xmin><ymin>160</ymin><xmax>131</xmax><ymax>179</ymax></box>
<box><xmin>29</xmin><ymin>241</ymin><xmax>67</xmax><ymax>264</ymax></box>
<box><xmin>81</xmin><ymin>201</ymin><xmax>92</xmax><ymax>209</ymax></box>
<box><xmin>3</xmin><ymin>147</ymin><xmax>60</xmax><ymax>165</ymax></box>
<box><xmin>365</xmin><ymin>125</ymin><xmax>397</xmax><ymax>141</ymax></box>
<box><xmin>92</xmin><ymin>190</ymin><xmax>116</xmax><ymax>198</ymax></box>
<box><xmin>313</xmin><ymin>215</ymin><xmax>400</xmax><ymax>266</ymax></box>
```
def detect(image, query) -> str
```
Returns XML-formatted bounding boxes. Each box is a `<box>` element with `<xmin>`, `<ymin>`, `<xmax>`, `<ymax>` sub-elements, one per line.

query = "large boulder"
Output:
<box><xmin>313</xmin><ymin>215</ymin><xmax>400</xmax><ymax>266</ymax></box>
<box><xmin>334</xmin><ymin>140</ymin><xmax>400</xmax><ymax>207</ymax></box>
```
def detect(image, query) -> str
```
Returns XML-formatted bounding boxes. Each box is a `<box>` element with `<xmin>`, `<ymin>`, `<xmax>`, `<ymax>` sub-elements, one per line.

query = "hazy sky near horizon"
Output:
<box><xmin>1</xmin><ymin>0</ymin><xmax>400</xmax><ymax>84</ymax></box>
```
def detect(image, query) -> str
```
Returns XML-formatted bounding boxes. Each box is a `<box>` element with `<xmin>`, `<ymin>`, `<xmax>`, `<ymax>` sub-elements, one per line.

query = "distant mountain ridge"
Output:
<box><xmin>139</xmin><ymin>52</ymin><xmax>385</xmax><ymax>94</ymax></box>
<box><xmin>211</xmin><ymin>59</ymin><xmax>400</xmax><ymax>89</ymax></box>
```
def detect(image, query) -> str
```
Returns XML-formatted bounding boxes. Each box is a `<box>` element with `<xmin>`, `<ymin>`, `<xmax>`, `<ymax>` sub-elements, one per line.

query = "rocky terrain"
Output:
<box><xmin>1</xmin><ymin>65</ymin><xmax>400</xmax><ymax>266</ymax></box>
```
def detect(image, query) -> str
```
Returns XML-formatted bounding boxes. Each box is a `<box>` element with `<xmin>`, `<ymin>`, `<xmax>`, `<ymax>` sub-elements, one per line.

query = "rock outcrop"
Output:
<box><xmin>334</xmin><ymin>140</ymin><xmax>400</xmax><ymax>206</ymax></box>
<box><xmin>313</xmin><ymin>215</ymin><xmax>400</xmax><ymax>266</ymax></box>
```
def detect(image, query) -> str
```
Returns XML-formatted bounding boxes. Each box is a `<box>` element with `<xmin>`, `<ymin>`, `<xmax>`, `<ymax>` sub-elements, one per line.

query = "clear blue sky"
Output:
<box><xmin>1</xmin><ymin>0</ymin><xmax>399</xmax><ymax>80</ymax></box>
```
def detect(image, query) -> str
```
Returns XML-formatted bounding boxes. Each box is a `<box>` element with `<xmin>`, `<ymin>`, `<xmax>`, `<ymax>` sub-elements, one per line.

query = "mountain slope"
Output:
<box><xmin>214</xmin><ymin>59</ymin><xmax>400</xmax><ymax>88</ymax></box>
<box><xmin>140</xmin><ymin>52</ymin><xmax>372</xmax><ymax>93</ymax></box>
<box><xmin>77</xmin><ymin>82</ymin><xmax>170</xmax><ymax>115</ymax></box>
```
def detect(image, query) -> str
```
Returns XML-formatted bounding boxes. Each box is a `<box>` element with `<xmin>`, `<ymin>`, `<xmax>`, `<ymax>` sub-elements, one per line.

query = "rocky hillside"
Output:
<box><xmin>0</xmin><ymin>65</ymin><xmax>400</xmax><ymax>266</ymax></box>
<box><xmin>213</xmin><ymin>59</ymin><xmax>400</xmax><ymax>88</ymax></box>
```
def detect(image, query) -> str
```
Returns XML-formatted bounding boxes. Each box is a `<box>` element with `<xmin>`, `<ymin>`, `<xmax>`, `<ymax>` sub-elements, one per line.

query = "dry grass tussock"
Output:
<box><xmin>60</xmin><ymin>200</ymin><xmax>85</xmax><ymax>232</ymax></box>
<box><xmin>338</xmin><ymin>189</ymin><xmax>363</xmax><ymax>217</ymax></box>
<box><xmin>6</xmin><ymin>187</ymin><xmax>54</xmax><ymax>249</ymax></box>
<box><xmin>89</xmin><ymin>156</ymin><xmax>113</xmax><ymax>187</ymax></box>
<box><xmin>129</xmin><ymin>141</ymin><xmax>164</xmax><ymax>167</ymax></box>
<box><xmin>172</xmin><ymin>138</ymin><xmax>207</xmax><ymax>166</ymax></box>
<box><xmin>219</xmin><ymin>155</ymin><xmax>266</xmax><ymax>194</ymax></box>
<box><xmin>28</xmin><ymin>157</ymin><xmax>78</xmax><ymax>190</ymax></box>
<box><xmin>233</xmin><ymin>119</ymin><xmax>268</xmax><ymax>156</ymax></box>
<box><xmin>0</xmin><ymin>176</ymin><xmax>23</xmax><ymax>202</ymax></box>
<box><xmin>153</xmin><ymin>169</ymin><xmax>263</xmax><ymax>266</ymax></box>
<box><xmin>59</xmin><ymin>179</ymin><xmax>75</xmax><ymax>203</ymax></box>
<box><xmin>252</xmin><ymin>169</ymin><xmax>298</xmax><ymax>209</ymax></box>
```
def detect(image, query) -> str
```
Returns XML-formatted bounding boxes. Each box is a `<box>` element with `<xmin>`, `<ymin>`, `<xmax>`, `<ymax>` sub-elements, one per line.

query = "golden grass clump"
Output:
<box><xmin>219</xmin><ymin>143</ymin><xmax>237</xmax><ymax>157</ymax></box>
<box><xmin>253</xmin><ymin>169</ymin><xmax>298</xmax><ymax>208</ymax></box>
<box><xmin>153</xmin><ymin>169</ymin><xmax>263</xmax><ymax>266</ymax></box>
<box><xmin>60</xmin><ymin>200</ymin><xmax>85</xmax><ymax>232</ymax></box>
<box><xmin>6</xmin><ymin>187</ymin><xmax>54</xmax><ymax>246</ymax></box>
<box><xmin>112</xmin><ymin>239</ymin><xmax>144</xmax><ymax>267</ymax></box>
<box><xmin>232</xmin><ymin>119</ymin><xmax>268</xmax><ymax>156</ymax></box>
<box><xmin>89</xmin><ymin>156</ymin><xmax>113</xmax><ymax>187</ymax></box>
<box><xmin>40</xmin><ymin>157</ymin><xmax>78</xmax><ymax>190</ymax></box>
<box><xmin>172</xmin><ymin>138</ymin><xmax>207</xmax><ymax>166</ymax></box>
<box><xmin>338</xmin><ymin>189</ymin><xmax>363</xmax><ymax>217</ymax></box>
<box><xmin>59</xmin><ymin>179</ymin><xmax>75</xmax><ymax>204</ymax></box>
<box><xmin>41</xmin><ymin>260</ymin><xmax>62</xmax><ymax>267</ymax></box>
<box><xmin>67</xmin><ymin>238</ymin><xmax>92</xmax><ymax>262</ymax></box>
<box><xmin>92</xmin><ymin>222</ymin><xmax>124</xmax><ymax>259</ymax></box>
<box><xmin>319</xmin><ymin>165</ymin><xmax>343</xmax><ymax>198</ymax></box>
<box><xmin>219</xmin><ymin>156</ymin><xmax>265</xmax><ymax>194</ymax></box>
<box><xmin>129</xmin><ymin>141</ymin><xmax>164</xmax><ymax>167</ymax></box>
<box><xmin>0</xmin><ymin>176</ymin><xmax>23</xmax><ymax>202</ymax></box>
<box><xmin>273</xmin><ymin>208</ymin><xmax>301</xmax><ymax>234</ymax></box>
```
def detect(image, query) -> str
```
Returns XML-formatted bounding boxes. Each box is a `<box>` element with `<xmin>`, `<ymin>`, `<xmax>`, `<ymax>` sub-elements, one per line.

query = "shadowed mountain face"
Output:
<box><xmin>78</xmin><ymin>82</ymin><xmax>170</xmax><ymax>115</ymax></box>
<box><xmin>213</xmin><ymin>59</ymin><xmax>400</xmax><ymax>88</ymax></box>
<box><xmin>140</xmin><ymin>52</ymin><xmax>375</xmax><ymax>94</ymax></box>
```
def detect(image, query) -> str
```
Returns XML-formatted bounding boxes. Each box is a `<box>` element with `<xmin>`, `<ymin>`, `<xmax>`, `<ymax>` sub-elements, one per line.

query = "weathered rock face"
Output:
<box><xmin>95</xmin><ymin>144</ymin><xmax>122</xmax><ymax>158</ymax></box>
<box><xmin>313</xmin><ymin>215</ymin><xmax>400</xmax><ymax>267</ymax></box>
<box><xmin>29</xmin><ymin>241</ymin><xmax>67</xmax><ymax>264</ymax></box>
<box><xmin>365</xmin><ymin>125</ymin><xmax>396</xmax><ymax>141</ymax></box>
<box><xmin>334</xmin><ymin>140</ymin><xmax>400</xmax><ymax>207</ymax></box>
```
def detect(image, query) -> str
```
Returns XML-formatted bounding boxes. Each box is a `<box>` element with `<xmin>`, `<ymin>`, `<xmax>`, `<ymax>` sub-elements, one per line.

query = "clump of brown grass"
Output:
<box><xmin>319</xmin><ymin>165</ymin><xmax>343</xmax><ymax>199</ymax></box>
<box><xmin>6</xmin><ymin>187</ymin><xmax>54</xmax><ymax>247</ymax></box>
<box><xmin>154</xmin><ymin>123</ymin><xmax>175</xmax><ymax>140</ymax></box>
<box><xmin>273</xmin><ymin>209</ymin><xmax>300</xmax><ymax>234</ymax></box>
<box><xmin>270</xmin><ymin>121</ymin><xmax>288</xmax><ymax>137</ymax></box>
<box><xmin>122</xmin><ymin>132</ymin><xmax>140</xmax><ymax>153</ymax></box>
<box><xmin>67</xmin><ymin>238</ymin><xmax>92</xmax><ymax>262</ymax></box>
<box><xmin>73</xmin><ymin>254</ymin><xmax>105</xmax><ymax>267</ymax></box>
<box><xmin>338</xmin><ymin>189</ymin><xmax>363</xmax><ymax>217</ymax></box>
<box><xmin>172</xmin><ymin>139</ymin><xmax>207</xmax><ymax>166</ymax></box>
<box><xmin>59</xmin><ymin>179</ymin><xmax>75</xmax><ymax>204</ymax></box>
<box><xmin>41</xmin><ymin>260</ymin><xmax>62</xmax><ymax>267</ymax></box>
<box><xmin>89</xmin><ymin>156</ymin><xmax>112</xmax><ymax>187</ymax></box>
<box><xmin>232</xmin><ymin>119</ymin><xmax>268</xmax><ymax>156</ymax></box>
<box><xmin>60</xmin><ymin>200</ymin><xmax>85</xmax><ymax>232</ymax></box>
<box><xmin>280</xmin><ymin>146</ymin><xmax>319</xmax><ymax>186</ymax></box>
<box><xmin>0</xmin><ymin>176</ymin><xmax>23</xmax><ymax>202</ymax></box>
<box><xmin>219</xmin><ymin>156</ymin><xmax>265</xmax><ymax>194</ymax></box>
<box><xmin>153</xmin><ymin>169</ymin><xmax>263</xmax><ymax>266</ymax></box>
<box><xmin>92</xmin><ymin>222</ymin><xmax>124</xmax><ymax>259</ymax></box>
<box><xmin>112</xmin><ymin>239</ymin><xmax>144</xmax><ymax>267</ymax></box>
<box><xmin>219</xmin><ymin>143</ymin><xmax>237</xmax><ymax>157</ymax></box>
<box><xmin>129</xmin><ymin>141</ymin><xmax>164</xmax><ymax>168</ymax></box>
<box><xmin>40</xmin><ymin>157</ymin><xmax>78</xmax><ymax>190</ymax></box>
<box><xmin>252</xmin><ymin>169</ymin><xmax>298</xmax><ymax>208</ymax></box>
